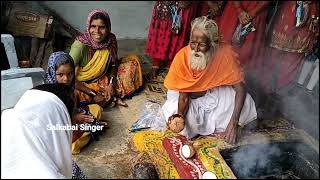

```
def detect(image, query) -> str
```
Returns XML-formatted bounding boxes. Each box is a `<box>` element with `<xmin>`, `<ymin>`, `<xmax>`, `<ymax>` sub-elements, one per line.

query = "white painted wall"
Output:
<box><xmin>43</xmin><ymin>1</ymin><xmax>155</xmax><ymax>39</ymax></box>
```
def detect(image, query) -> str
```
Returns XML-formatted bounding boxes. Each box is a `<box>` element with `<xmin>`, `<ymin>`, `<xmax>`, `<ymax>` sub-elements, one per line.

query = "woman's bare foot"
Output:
<box><xmin>116</xmin><ymin>98</ymin><xmax>128</xmax><ymax>107</ymax></box>
<box><xmin>99</xmin><ymin>121</ymin><xmax>110</xmax><ymax>129</ymax></box>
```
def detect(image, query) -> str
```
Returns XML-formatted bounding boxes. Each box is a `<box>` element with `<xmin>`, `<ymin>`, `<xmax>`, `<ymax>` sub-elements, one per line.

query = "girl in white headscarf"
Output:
<box><xmin>1</xmin><ymin>84</ymin><xmax>86</xmax><ymax>179</ymax></box>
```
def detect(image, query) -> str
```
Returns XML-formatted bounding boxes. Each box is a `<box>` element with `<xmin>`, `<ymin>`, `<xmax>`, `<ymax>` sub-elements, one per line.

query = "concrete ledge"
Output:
<box><xmin>1</xmin><ymin>67</ymin><xmax>45</xmax><ymax>111</ymax></box>
<box><xmin>1</xmin><ymin>67</ymin><xmax>45</xmax><ymax>80</ymax></box>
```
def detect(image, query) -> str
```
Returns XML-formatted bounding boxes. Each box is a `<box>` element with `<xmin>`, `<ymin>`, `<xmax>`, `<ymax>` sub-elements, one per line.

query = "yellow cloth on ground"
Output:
<box><xmin>88</xmin><ymin>104</ymin><xmax>103</xmax><ymax>120</ymax></box>
<box><xmin>72</xmin><ymin>132</ymin><xmax>90</xmax><ymax>155</ymax></box>
<box><xmin>132</xmin><ymin>130</ymin><xmax>236</xmax><ymax>179</ymax></box>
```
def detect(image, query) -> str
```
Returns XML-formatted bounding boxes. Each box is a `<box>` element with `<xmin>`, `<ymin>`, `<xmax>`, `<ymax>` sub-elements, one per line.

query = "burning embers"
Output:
<box><xmin>220</xmin><ymin>141</ymin><xmax>319</xmax><ymax>179</ymax></box>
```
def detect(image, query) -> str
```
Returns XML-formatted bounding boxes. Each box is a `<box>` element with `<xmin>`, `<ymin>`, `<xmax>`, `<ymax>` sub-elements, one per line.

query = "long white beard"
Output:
<box><xmin>189</xmin><ymin>50</ymin><xmax>212</xmax><ymax>71</ymax></box>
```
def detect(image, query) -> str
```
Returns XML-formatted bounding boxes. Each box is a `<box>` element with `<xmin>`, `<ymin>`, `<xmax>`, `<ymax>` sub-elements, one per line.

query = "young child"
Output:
<box><xmin>45</xmin><ymin>51</ymin><xmax>107</xmax><ymax>154</ymax></box>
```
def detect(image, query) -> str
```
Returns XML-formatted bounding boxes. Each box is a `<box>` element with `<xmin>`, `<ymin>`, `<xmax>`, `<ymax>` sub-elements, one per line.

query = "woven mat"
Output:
<box><xmin>143</xmin><ymin>68</ymin><xmax>168</xmax><ymax>103</ymax></box>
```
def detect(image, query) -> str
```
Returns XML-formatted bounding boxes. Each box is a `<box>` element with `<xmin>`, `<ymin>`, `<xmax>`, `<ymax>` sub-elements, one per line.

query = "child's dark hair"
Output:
<box><xmin>32</xmin><ymin>84</ymin><xmax>75</xmax><ymax>116</ymax></box>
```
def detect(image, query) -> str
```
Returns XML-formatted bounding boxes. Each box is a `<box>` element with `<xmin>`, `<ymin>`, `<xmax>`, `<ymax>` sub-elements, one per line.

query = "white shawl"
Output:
<box><xmin>1</xmin><ymin>89</ymin><xmax>73</xmax><ymax>179</ymax></box>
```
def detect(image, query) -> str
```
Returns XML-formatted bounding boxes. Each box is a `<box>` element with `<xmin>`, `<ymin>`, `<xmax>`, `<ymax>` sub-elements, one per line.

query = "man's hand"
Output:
<box><xmin>238</xmin><ymin>11</ymin><xmax>251</xmax><ymax>25</ymax></box>
<box><xmin>226</xmin><ymin>82</ymin><xmax>246</xmax><ymax>144</ymax></box>
<box><xmin>224</xmin><ymin>119</ymin><xmax>238</xmax><ymax>144</ymax></box>
<box><xmin>73</xmin><ymin>112</ymin><xmax>94</xmax><ymax>124</ymax></box>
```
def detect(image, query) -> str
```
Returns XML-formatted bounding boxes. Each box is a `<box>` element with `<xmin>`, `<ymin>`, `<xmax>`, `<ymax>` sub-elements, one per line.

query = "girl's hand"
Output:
<box><xmin>74</xmin><ymin>112</ymin><xmax>94</xmax><ymax>124</ymax></box>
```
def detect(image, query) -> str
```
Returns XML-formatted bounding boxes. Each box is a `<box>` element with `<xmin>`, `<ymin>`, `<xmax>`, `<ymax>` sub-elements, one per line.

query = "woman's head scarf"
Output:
<box><xmin>76</xmin><ymin>9</ymin><xmax>118</xmax><ymax>61</ymax></box>
<box><xmin>45</xmin><ymin>51</ymin><xmax>75</xmax><ymax>84</ymax></box>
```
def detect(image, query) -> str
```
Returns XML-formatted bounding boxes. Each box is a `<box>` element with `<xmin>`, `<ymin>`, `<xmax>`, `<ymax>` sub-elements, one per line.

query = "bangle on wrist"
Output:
<box><xmin>109</xmin><ymin>76</ymin><xmax>115</xmax><ymax>85</ymax></box>
<box><xmin>88</xmin><ymin>90</ymin><xmax>97</xmax><ymax>97</ymax></box>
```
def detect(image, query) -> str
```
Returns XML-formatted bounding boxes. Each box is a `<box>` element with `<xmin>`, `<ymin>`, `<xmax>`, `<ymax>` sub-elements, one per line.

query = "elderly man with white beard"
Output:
<box><xmin>162</xmin><ymin>16</ymin><xmax>257</xmax><ymax>144</ymax></box>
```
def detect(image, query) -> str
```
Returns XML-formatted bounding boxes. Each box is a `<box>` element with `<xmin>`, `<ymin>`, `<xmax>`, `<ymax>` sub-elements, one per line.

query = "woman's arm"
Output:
<box><xmin>108</xmin><ymin>33</ymin><xmax>119</xmax><ymax>81</ymax></box>
<box><xmin>75</xmin><ymin>80</ymin><xmax>106</xmax><ymax>105</ymax></box>
<box><xmin>74</xmin><ymin>81</ymin><xmax>96</xmax><ymax>96</ymax></box>
<box><xmin>225</xmin><ymin>82</ymin><xmax>246</xmax><ymax>144</ymax></box>
<box><xmin>233</xmin><ymin>1</ymin><xmax>244</xmax><ymax>16</ymax></box>
<box><xmin>105</xmin><ymin>33</ymin><xmax>119</xmax><ymax>99</ymax></box>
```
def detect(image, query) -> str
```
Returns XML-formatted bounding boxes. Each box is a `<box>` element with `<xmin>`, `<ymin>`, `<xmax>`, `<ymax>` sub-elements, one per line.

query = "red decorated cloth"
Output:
<box><xmin>162</xmin><ymin>136</ymin><xmax>206</xmax><ymax>179</ymax></box>
<box><xmin>196</xmin><ymin>1</ymin><xmax>224</xmax><ymax>27</ymax></box>
<box><xmin>268</xmin><ymin>1</ymin><xmax>319</xmax><ymax>53</ymax></box>
<box><xmin>145</xmin><ymin>1</ymin><xmax>199</xmax><ymax>65</ymax></box>
<box><xmin>259</xmin><ymin>1</ymin><xmax>319</xmax><ymax>90</ymax></box>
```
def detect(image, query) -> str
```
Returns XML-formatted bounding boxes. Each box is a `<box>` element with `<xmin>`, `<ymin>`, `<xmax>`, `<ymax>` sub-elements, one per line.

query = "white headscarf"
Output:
<box><xmin>1</xmin><ymin>89</ymin><xmax>73</xmax><ymax>179</ymax></box>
